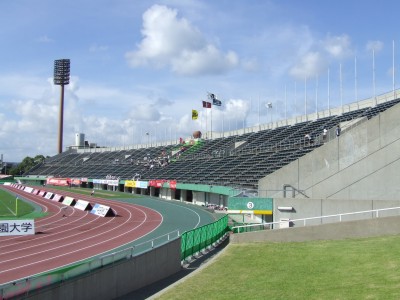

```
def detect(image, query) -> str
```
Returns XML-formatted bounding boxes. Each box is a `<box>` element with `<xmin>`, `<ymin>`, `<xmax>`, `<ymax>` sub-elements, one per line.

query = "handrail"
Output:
<box><xmin>232</xmin><ymin>206</ymin><xmax>400</xmax><ymax>232</ymax></box>
<box><xmin>283</xmin><ymin>184</ymin><xmax>309</xmax><ymax>198</ymax></box>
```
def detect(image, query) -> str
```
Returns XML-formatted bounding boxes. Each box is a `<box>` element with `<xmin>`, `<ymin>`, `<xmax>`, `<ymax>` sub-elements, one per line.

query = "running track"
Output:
<box><xmin>0</xmin><ymin>185</ymin><xmax>163</xmax><ymax>285</ymax></box>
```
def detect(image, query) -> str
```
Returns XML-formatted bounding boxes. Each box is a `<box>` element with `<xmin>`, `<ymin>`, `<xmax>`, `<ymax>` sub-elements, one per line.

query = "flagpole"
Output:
<box><xmin>355</xmin><ymin>56</ymin><xmax>358</xmax><ymax>107</ymax></box>
<box><xmin>315</xmin><ymin>75</ymin><xmax>318</xmax><ymax>116</ymax></box>
<box><xmin>211</xmin><ymin>104</ymin><xmax>213</xmax><ymax>139</ymax></box>
<box><xmin>393</xmin><ymin>40</ymin><xmax>395</xmax><ymax>99</ymax></box>
<box><xmin>340</xmin><ymin>63</ymin><xmax>343</xmax><ymax>109</ymax></box>
<box><xmin>242</xmin><ymin>104</ymin><xmax>245</xmax><ymax>132</ymax></box>
<box><xmin>200</xmin><ymin>108</ymin><xmax>203</xmax><ymax>134</ymax></box>
<box><xmin>249</xmin><ymin>97</ymin><xmax>252</xmax><ymax>127</ymax></box>
<box><xmin>258</xmin><ymin>94</ymin><xmax>260</xmax><ymax>130</ymax></box>
<box><xmin>304</xmin><ymin>76</ymin><xmax>307</xmax><ymax>120</ymax></box>
<box><xmin>328</xmin><ymin>67</ymin><xmax>330</xmax><ymax>115</ymax></box>
<box><xmin>205</xmin><ymin>106</ymin><xmax>208</xmax><ymax>139</ymax></box>
<box><xmin>284</xmin><ymin>85</ymin><xmax>287</xmax><ymax>121</ymax></box>
<box><xmin>373</xmin><ymin>48</ymin><xmax>376</xmax><ymax>105</ymax></box>
<box><xmin>222</xmin><ymin>111</ymin><xmax>224</xmax><ymax>138</ymax></box>
<box><xmin>294</xmin><ymin>81</ymin><xmax>297</xmax><ymax>118</ymax></box>
<box><xmin>16</xmin><ymin>196</ymin><xmax>18</xmax><ymax>216</ymax></box>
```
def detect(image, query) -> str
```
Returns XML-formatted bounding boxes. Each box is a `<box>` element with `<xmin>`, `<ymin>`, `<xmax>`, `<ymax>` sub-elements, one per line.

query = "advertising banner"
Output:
<box><xmin>46</xmin><ymin>178</ymin><xmax>71</xmax><ymax>186</ymax></box>
<box><xmin>0</xmin><ymin>220</ymin><xmax>35</xmax><ymax>236</ymax></box>
<box><xmin>90</xmin><ymin>204</ymin><xmax>111</xmax><ymax>217</ymax></box>
<box><xmin>75</xmin><ymin>199</ymin><xmax>90</xmax><ymax>211</ymax></box>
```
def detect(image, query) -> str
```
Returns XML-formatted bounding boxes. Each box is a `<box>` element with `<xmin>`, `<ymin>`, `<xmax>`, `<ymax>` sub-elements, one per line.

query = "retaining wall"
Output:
<box><xmin>14</xmin><ymin>238</ymin><xmax>182</xmax><ymax>300</ymax></box>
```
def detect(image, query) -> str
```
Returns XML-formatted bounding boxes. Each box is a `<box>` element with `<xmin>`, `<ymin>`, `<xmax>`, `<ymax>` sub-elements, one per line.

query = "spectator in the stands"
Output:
<box><xmin>305</xmin><ymin>133</ymin><xmax>313</xmax><ymax>145</ymax></box>
<box><xmin>336</xmin><ymin>125</ymin><xmax>341</xmax><ymax>137</ymax></box>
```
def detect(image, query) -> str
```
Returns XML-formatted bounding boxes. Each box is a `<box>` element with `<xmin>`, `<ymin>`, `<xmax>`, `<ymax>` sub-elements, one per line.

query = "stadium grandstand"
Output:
<box><xmin>24</xmin><ymin>91</ymin><xmax>400</xmax><ymax>192</ymax></box>
<box><xmin>5</xmin><ymin>90</ymin><xmax>400</xmax><ymax>299</ymax></box>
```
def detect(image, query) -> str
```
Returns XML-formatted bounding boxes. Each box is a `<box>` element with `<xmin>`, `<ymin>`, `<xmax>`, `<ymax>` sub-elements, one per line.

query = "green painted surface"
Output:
<box><xmin>227</xmin><ymin>197</ymin><xmax>273</xmax><ymax>211</ymax></box>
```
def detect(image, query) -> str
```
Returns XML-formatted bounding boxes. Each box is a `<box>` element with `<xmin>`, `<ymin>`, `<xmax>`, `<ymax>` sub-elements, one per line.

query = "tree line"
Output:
<box><xmin>2</xmin><ymin>155</ymin><xmax>48</xmax><ymax>176</ymax></box>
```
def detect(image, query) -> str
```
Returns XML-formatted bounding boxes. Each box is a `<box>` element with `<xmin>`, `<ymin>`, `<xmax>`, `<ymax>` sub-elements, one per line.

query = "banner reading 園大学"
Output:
<box><xmin>0</xmin><ymin>220</ymin><xmax>35</xmax><ymax>236</ymax></box>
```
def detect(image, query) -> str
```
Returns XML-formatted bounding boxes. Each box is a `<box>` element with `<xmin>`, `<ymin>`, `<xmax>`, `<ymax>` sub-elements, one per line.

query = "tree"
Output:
<box><xmin>8</xmin><ymin>155</ymin><xmax>48</xmax><ymax>176</ymax></box>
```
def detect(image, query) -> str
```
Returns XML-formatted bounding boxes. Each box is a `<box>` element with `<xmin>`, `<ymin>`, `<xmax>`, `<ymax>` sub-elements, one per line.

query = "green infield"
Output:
<box><xmin>157</xmin><ymin>235</ymin><xmax>400</xmax><ymax>299</ymax></box>
<box><xmin>0</xmin><ymin>189</ymin><xmax>38</xmax><ymax>219</ymax></box>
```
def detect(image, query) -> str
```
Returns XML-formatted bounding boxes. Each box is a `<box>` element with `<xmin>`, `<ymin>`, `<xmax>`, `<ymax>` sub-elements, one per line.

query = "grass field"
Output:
<box><xmin>0</xmin><ymin>189</ymin><xmax>37</xmax><ymax>219</ymax></box>
<box><xmin>0</xmin><ymin>185</ymin><xmax>140</xmax><ymax>220</ymax></box>
<box><xmin>157</xmin><ymin>235</ymin><xmax>400</xmax><ymax>299</ymax></box>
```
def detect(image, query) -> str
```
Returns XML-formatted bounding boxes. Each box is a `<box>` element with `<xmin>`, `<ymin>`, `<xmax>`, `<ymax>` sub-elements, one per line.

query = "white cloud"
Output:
<box><xmin>241</xmin><ymin>58</ymin><xmax>259</xmax><ymax>72</ymax></box>
<box><xmin>172</xmin><ymin>46</ymin><xmax>238</xmax><ymax>75</ymax></box>
<box><xmin>125</xmin><ymin>4</ymin><xmax>239</xmax><ymax>75</ymax></box>
<box><xmin>128</xmin><ymin>104</ymin><xmax>161</xmax><ymax>121</ymax></box>
<box><xmin>289</xmin><ymin>51</ymin><xmax>327</xmax><ymax>79</ymax></box>
<box><xmin>323</xmin><ymin>34</ymin><xmax>353</xmax><ymax>59</ymax></box>
<box><xmin>366</xmin><ymin>40</ymin><xmax>384</xmax><ymax>53</ymax></box>
<box><xmin>288</xmin><ymin>34</ymin><xmax>354</xmax><ymax>80</ymax></box>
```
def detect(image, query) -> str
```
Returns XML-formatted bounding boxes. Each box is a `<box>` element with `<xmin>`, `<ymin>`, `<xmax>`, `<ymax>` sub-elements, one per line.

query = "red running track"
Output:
<box><xmin>0</xmin><ymin>185</ymin><xmax>163</xmax><ymax>285</ymax></box>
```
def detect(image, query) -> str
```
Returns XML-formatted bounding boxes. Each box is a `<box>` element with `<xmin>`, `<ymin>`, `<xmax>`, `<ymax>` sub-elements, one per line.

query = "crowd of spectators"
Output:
<box><xmin>142</xmin><ymin>150</ymin><xmax>170</xmax><ymax>171</ymax></box>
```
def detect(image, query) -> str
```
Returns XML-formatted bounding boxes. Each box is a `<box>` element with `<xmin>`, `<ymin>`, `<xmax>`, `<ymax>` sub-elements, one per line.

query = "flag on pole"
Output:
<box><xmin>202</xmin><ymin>101</ymin><xmax>211</xmax><ymax>108</ymax></box>
<box><xmin>208</xmin><ymin>93</ymin><xmax>221</xmax><ymax>106</ymax></box>
<box><xmin>192</xmin><ymin>109</ymin><xmax>198</xmax><ymax>120</ymax></box>
<box><xmin>212</xmin><ymin>98</ymin><xmax>222</xmax><ymax>106</ymax></box>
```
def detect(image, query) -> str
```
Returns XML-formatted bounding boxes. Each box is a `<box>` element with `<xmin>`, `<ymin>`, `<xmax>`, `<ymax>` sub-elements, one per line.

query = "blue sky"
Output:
<box><xmin>0</xmin><ymin>0</ymin><xmax>399</xmax><ymax>162</ymax></box>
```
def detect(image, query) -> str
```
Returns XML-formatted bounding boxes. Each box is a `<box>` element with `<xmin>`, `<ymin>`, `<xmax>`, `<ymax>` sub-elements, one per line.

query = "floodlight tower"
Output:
<box><xmin>53</xmin><ymin>59</ymin><xmax>70</xmax><ymax>154</ymax></box>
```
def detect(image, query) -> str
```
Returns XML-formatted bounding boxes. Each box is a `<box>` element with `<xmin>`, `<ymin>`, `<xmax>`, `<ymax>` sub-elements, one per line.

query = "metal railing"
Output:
<box><xmin>231</xmin><ymin>206</ymin><xmax>400</xmax><ymax>233</ymax></box>
<box><xmin>181</xmin><ymin>215</ymin><xmax>229</xmax><ymax>262</ymax></box>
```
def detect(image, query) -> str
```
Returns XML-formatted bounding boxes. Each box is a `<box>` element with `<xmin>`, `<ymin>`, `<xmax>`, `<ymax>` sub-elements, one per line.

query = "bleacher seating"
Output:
<box><xmin>25</xmin><ymin>98</ymin><xmax>400</xmax><ymax>189</ymax></box>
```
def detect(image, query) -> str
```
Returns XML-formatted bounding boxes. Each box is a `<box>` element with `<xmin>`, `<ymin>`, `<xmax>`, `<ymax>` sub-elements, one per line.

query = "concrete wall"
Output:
<box><xmin>230</xmin><ymin>215</ymin><xmax>400</xmax><ymax>243</ymax></box>
<box><xmin>19</xmin><ymin>238</ymin><xmax>182</xmax><ymax>300</ymax></box>
<box><xmin>259</xmin><ymin>103</ymin><xmax>400</xmax><ymax>201</ymax></box>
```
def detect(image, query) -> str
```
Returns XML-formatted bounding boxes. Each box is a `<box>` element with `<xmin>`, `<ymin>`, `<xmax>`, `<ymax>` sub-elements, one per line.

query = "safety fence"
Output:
<box><xmin>181</xmin><ymin>214</ymin><xmax>229</xmax><ymax>261</ymax></box>
<box><xmin>230</xmin><ymin>221</ymin><xmax>270</xmax><ymax>233</ymax></box>
<box><xmin>231</xmin><ymin>206</ymin><xmax>400</xmax><ymax>233</ymax></box>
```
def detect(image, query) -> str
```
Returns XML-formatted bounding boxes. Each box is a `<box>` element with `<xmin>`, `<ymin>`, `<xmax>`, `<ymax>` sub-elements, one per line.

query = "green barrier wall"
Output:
<box><xmin>181</xmin><ymin>214</ymin><xmax>229</xmax><ymax>261</ymax></box>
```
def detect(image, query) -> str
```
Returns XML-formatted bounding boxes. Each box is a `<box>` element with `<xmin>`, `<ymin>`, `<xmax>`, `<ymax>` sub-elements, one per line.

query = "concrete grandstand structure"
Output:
<box><xmin>26</xmin><ymin>90</ymin><xmax>400</xmax><ymax>201</ymax></box>
<box><xmin>7</xmin><ymin>89</ymin><xmax>400</xmax><ymax>299</ymax></box>
<box><xmin>22</xmin><ymin>89</ymin><xmax>400</xmax><ymax>227</ymax></box>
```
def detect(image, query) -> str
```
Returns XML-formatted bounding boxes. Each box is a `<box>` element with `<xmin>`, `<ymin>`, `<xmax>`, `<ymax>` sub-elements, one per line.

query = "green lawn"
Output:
<box><xmin>0</xmin><ymin>189</ymin><xmax>37</xmax><ymax>219</ymax></box>
<box><xmin>157</xmin><ymin>235</ymin><xmax>400</xmax><ymax>300</ymax></box>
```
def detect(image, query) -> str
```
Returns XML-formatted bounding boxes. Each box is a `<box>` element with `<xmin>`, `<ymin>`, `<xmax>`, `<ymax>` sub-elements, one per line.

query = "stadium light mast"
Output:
<box><xmin>53</xmin><ymin>59</ymin><xmax>70</xmax><ymax>154</ymax></box>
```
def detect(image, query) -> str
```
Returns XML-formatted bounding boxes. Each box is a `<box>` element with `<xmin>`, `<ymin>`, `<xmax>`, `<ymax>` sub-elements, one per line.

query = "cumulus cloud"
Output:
<box><xmin>366</xmin><ymin>40</ymin><xmax>384</xmax><ymax>53</ymax></box>
<box><xmin>129</xmin><ymin>104</ymin><xmax>161</xmax><ymax>121</ymax></box>
<box><xmin>288</xmin><ymin>34</ymin><xmax>354</xmax><ymax>80</ymax></box>
<box><xmin>125</xmin><ymin>4</ymin><xmax>239</xmax><ymax>76</ymax></box>
<box><xmin>323</xmin><ymin>34</ymin><xmax>353</xmax><ymax>59</ymax></box>
<box><xmin>289</xmin><ymin>51</ymin><xmax>327</xmax><ymax>79</ymax></box>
